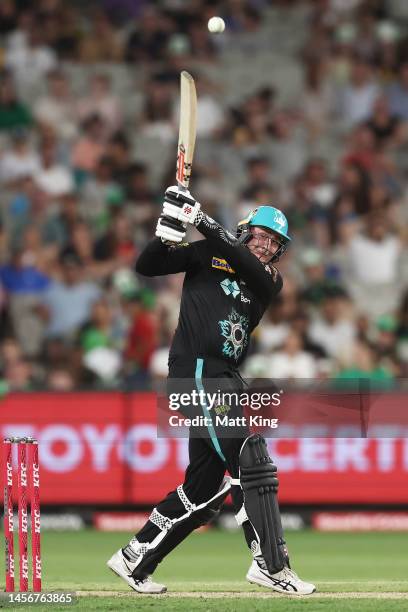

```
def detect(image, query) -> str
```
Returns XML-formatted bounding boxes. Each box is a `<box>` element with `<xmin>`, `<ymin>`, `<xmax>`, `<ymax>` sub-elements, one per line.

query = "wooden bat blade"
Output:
<box><xmin>176</xmin><ymin>71</ymin><xmax>197</xmax><ymax>190</ymax></box>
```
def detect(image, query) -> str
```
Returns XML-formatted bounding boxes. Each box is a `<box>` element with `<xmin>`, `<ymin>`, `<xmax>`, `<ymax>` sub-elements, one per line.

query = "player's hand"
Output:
<box><xmin>155</xmin><ymin>215</ymin><xmax>186</xmax><ymax>243</ymax></box>
<box><xmin>163</xmin><ymin>185</ymin><xmax>201</xmax><ymax>225</ymax></box>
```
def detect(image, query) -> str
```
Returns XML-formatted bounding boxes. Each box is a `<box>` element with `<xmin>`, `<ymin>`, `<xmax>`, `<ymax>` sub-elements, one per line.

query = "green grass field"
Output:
<box><xmin>1</xmin><ymin>529</ymin><xmax>408</xmax><ymax>610</ymax></box>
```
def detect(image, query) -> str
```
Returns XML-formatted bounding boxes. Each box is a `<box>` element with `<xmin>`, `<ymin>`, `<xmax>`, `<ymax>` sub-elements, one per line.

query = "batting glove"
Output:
<box><xmin>162</xmin><ymin>185</ymin><xmax>201</xmax><ymax>225</ymax></box>
<box><xmin>155</xmin><ymin>216</ymin><xmax>186</xmax><ymax>243</ymax></box>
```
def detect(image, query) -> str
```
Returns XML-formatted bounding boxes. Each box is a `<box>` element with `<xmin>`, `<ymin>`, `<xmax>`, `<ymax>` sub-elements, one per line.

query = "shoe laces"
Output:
<box><xmin>280</xmin><ymin>566</ymin><xmax>298</xmax><ymax>582</ymax></box>
<box><xmin>134</xmin><ymin>575</ymin><xmax>150</xmax><ymax>585</ymax></box>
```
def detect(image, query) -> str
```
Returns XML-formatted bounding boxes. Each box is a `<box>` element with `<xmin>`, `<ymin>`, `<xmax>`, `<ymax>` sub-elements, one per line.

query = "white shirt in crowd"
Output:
<box><xmin>5</xmin><ymin>46</ymin><xmax>57</xmax><ymax>93</ymax></box>
<box><xmin>243</xmin><ymin>350</ymin><xmax>318</xmax><ymax>378</ymax></box>
<box><xmin>34</xmin><ymin>165</ymin><xmax>74</xmax><ymax>197</ymax></box>
<box><xmin>349</xmin><ymin>234</ymin><xmax>401</xmax><ymax>284</ymax></box>
<box><xmin>255</xmin><ymin>322</ymin><xmax>290</xmax><ymax>352</ymax></box>
<box><xmin>269</xmin><ymin>351</ymin><xmax>318</xmax><ymax>378</ymax></box>
<box><xmin>34</xmin><ymin>97</ymin><xmax>78</xmax><ymax>141</ymax></box>
<box><xmin>309</xmin><ymin>318</ymin><xmax>356</xmax><ymax>359</ymax></box>
<box><xmin>149</xmin><ymin>347</ymin><xmax>170</xmax><ymax>378</ymax></box>
<box><xmin>196</xmin><ymin>95</ymin><xmax>225</xmax><ymax>137</ymax></box>
<box><xmin>339</xmin><ymin>81</ymin><xmax>380</xmax><ymax>125</ymax></box>
<box><xmin>0</xmin><ymin>150</ymin><xmax>40</xmax><ymax>182</ymax></box>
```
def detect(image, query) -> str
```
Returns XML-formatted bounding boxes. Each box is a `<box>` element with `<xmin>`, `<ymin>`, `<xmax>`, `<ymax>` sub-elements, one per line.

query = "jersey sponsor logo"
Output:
<box><xmin>220</xmin><ymin>278</ymin><xmax>251</xmax><ymax>303</ymax></box>
<box><xmin>220</xmin><ymin>278</ymin><xmax>240</xmax><ymax>298</ymax></box>
<box><xmin>214</xmin><ymin>404</ymin><xmax>231</xmax><ymax>416</ymax></box>
<box><xmin>212</xmin><ymin>257</ymin><xmax>235</xmax><ymax>274</ymax></box>
<box><xmin>169</xmin><ymin>242</ymin><xmax>190</xmax><ymax>249</ymax></box>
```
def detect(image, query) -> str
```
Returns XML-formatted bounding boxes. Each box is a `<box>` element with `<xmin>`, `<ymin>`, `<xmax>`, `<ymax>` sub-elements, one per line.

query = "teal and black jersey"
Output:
<box><xmin>135</xmin><ymin>213</ymin><xmax>283</xmax><ymax>369</ymax></box>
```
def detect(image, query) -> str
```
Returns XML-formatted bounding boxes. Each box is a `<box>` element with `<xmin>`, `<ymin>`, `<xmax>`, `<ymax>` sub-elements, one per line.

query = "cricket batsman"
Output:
<box><xmin>107</xmin><ymin>187</ymin><xmax>316</xmax><ymax>595</ymax></box>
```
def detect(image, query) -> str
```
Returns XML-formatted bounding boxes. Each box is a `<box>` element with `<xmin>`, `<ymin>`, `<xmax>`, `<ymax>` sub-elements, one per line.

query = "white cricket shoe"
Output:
<box><xmin>246</xmin><ymin>559</ymin><xmax>316</xmax><ymax>595</ymax></box>
<box><xmin>107</xmin><ymin>549</ymin><xmax>167</xmax><ymax>594</ymax></box>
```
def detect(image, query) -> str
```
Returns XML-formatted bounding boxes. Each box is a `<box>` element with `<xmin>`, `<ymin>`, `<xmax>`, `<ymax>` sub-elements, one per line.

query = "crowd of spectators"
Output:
<box><xmin>0</xmin><ymin>0</ymin><xmax>407</xmax><ymax>391</ymax></box>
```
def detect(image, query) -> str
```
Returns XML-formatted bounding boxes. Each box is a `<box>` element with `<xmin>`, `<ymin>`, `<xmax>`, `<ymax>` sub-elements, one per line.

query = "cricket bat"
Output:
<box><xmin>176</xmin><ymin>71</ymin><xmax>197</xmax><ymax>192</ymax></box>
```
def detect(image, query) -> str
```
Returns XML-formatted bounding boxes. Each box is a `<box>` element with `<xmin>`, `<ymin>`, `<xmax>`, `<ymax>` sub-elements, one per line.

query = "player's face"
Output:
<box><xmin>247</xmin><ymin>227</ymin><xmax>282</xmax><ymax>263</ymax></box>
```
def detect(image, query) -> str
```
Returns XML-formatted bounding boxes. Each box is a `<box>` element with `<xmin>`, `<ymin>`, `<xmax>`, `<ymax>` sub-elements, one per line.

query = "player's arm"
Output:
<box><xmin>162</xmin><ymin>186</ymin><xmax>282</xmax><ymax>300</ymax></box>
<box><xmin>135</xmin><ymin>234</ymin><xmax>201</xmax><ymax>277</ymax></box>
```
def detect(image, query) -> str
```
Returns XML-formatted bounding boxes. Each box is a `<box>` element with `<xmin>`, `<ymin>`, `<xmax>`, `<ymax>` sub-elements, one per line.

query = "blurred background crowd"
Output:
<box><xmin>0</xmin><ymin>0</ymin><xmax>407</xmax><ymax>391</ymax></box>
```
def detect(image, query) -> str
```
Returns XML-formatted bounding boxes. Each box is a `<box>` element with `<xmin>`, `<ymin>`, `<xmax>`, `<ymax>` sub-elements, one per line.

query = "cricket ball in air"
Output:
<box><xmin>208</xmin><ymin>16</ymin><xmax>225</xmax><ymax>33</ymax></box>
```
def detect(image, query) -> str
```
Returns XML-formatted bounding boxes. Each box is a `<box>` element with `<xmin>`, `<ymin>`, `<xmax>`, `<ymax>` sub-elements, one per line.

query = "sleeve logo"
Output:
<box><xmin>212</xmin><ymin>257</ymin><xmax>235</xmax><ymax>273</ymax></box>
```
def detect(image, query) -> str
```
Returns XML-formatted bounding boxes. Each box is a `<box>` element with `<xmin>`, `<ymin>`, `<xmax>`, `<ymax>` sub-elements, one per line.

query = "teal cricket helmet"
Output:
<box><xmin>236</xmin><ymin>206</ymin><xmax>291</xmax><ymax>262</ymax></box>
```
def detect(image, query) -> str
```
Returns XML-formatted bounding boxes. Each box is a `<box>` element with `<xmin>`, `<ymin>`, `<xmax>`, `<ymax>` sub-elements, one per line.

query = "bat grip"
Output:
<box><xmin>177</xmin><ymin>182</ymin><xmax>188</xmax><ymax>194</ymax></box>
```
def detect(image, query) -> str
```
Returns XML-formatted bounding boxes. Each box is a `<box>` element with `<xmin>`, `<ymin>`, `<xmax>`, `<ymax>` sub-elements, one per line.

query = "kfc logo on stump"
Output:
<box><xmin>33</xmin><ymin>509</ymin><xmax>41</xmax><ymax>534</ymax></box>
<box><xmin>33</xmin><ymin>463</ymin><xmax>40</xmax><ymax>487</ymax></box>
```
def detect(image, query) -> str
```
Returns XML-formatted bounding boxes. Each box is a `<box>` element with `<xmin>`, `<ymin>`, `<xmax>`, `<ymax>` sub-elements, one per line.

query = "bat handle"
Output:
<box><xmin>177</xmin><ymin>182</ymin><xmax>188</xmax><ymax>194</ymax></box>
